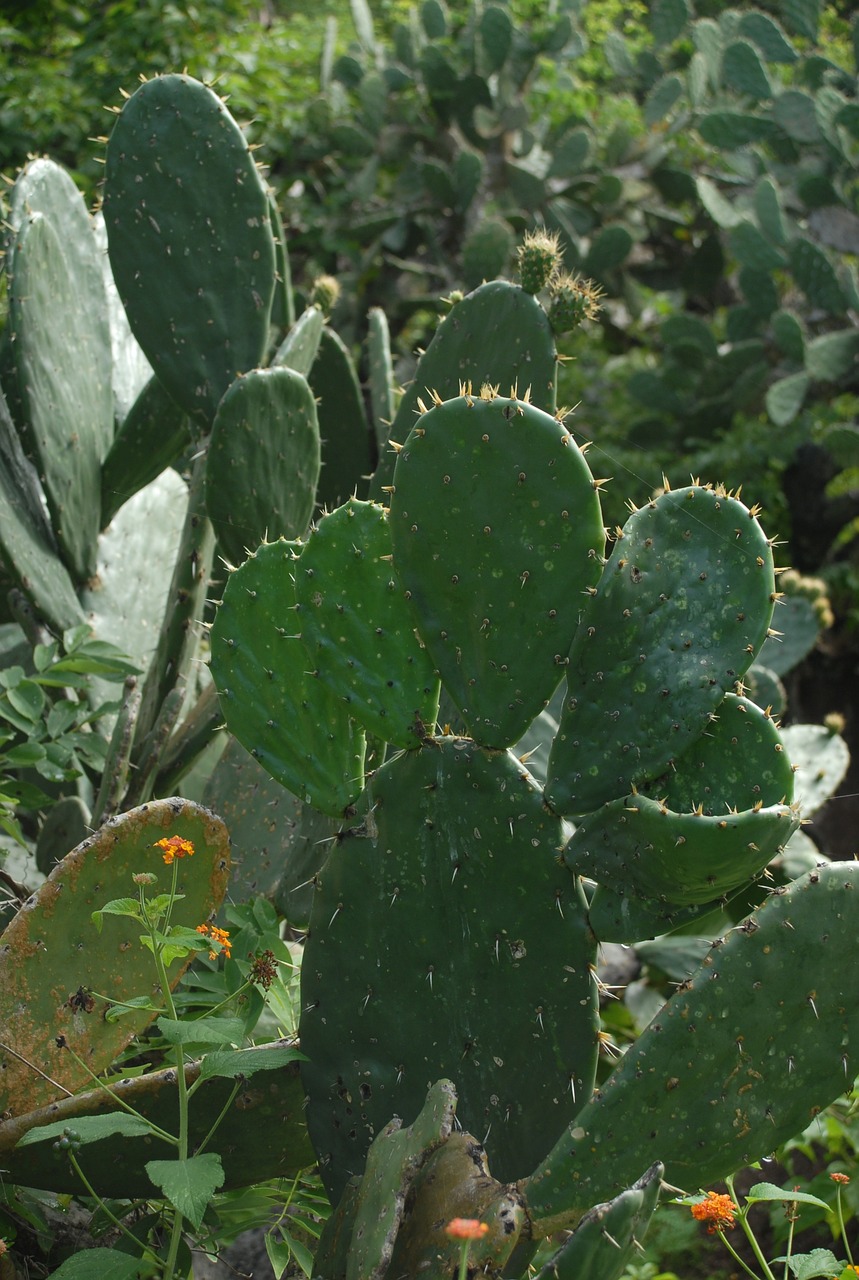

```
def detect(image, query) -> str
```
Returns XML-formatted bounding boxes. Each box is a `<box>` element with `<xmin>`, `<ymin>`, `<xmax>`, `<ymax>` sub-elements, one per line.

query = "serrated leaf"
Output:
<box><xmin>156</xmin><ymin>1015</ymin><xmax>246</xmax><ymax>1047</ymax></box>
<box><xmin>199</xmin><ymin>1044</ymin><xmax>306</xmax><ymax>1082</ymax></box>
<box><xmin>784</xmin><ymin>1249</ymin><xmax>847</xmax><ymax>1280</ymax></box>
<box><xmin>47</xmin><ymin>1251</ymin><xmax>146</xmax><ymax>1280</ymax></box>
<box><xmin>17</xmin><ymin>1113</ymin><xmax>154</xmax><ymax>1148</ymax></box>
<box><xmin>145</xmin><ymin>1153</ymin><xmax>224</xmax><ymax>1229</ymax></box>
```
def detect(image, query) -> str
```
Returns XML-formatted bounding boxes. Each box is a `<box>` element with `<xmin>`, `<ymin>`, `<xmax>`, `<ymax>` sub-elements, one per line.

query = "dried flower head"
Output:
<box><xmin>132</xmin><ymin>871</ymin><xmax>158</xmax><ymax>885</ymax></box>
<box><xmin>445</xmin><ymin>1218</ymin><xmax>489</xmax><ymax>1241</ymax></box>
<box><xmin>196</xmin><ymin>923</ymin><xmax>232</xmax><ymax>961</ymax></box>
<box><xmin>155</xmin><ymin>835</ymin><xmax>195</xmax><ymax>865</ymax></box>
<box><xmin>250</xmin><ymin>949</ymin><xmax>278</xmax><ymax>990</ymax></box>
<box><xmin>690</xmin><ymin>1191</ymin><xmax>737</xmax><ymax>1234</ymax></box>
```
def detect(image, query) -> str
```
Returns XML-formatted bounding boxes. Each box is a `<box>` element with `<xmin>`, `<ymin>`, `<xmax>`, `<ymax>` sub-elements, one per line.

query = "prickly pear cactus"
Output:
<box><xmin>207</xmin><ymin>372</ymin><xmax>849</xmax><ymax>1266</ymax></box>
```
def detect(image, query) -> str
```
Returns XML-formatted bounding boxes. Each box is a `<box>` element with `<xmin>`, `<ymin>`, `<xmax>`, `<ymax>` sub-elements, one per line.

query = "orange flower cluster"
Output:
<box><xmin>155</xmin><ymin>834</ymin><xmax>195</xmax><ymax>865</ymax></box>
<box><xmin>445</xmin><ymin>1218</ymin><xmax>489</xmax><ymax>1241</ymax></box>
<box><xmin>196</xmin><ymin>923</ymin><xmax>231</xmax><ymax>960</ymax></box>
<box><xmin>690</xmin><ymin>1191</ymin><xmax>737</xmax><ymax>1234</ymax></box>
<box><xmin>830</xmin><ymin>1172</ymin><xmax>851</xmax><ymax>1184</ymax></box>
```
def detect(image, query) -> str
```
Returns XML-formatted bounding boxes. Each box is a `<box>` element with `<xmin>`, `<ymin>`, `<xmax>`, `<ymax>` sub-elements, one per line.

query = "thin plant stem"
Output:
<box><xmin>190</xmin><ymin>1079</ymin><xmax>240</xmax><ymax>1155</ymax></box>
<box><xmin>57</xmin><ymin>1039</ymin><xmax>177</xmax><ymax>1146</ymax></box>
<box><xmin>835</xmin><ymin>1185</ymin><xmax>856</xmax><ymax>1268</ymax></box>
<box><xmin>456</xmin><ymin>1240</ymin><xmax>470</xmax><ymax>1280</ymax></box>
<box><xmin>68</xmin><ymin>1150</ymin><xmax>160</xmax><ymax>1265</ymax></box>
<box><xmin>726</xmin><ymin>1175</ymin><xmax>777</xmax><ymax>1280</ymax></box>
<box><xmin>782</xmin><ymin>1206</ymin><xmax>797</xmax><ymax>1280</ymax></box>
<box><xmin>149</xmin><ymin>867</ymin><xmax>191</xmax><ymax>1280</ymax></box>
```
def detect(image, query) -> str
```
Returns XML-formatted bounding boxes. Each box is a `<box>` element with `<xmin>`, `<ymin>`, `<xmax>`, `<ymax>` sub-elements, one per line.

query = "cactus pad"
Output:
<box><xmin>210</xmin><ymin>538</ymin><xmax>366</xmax><ymax>817</ymax></box>
<box><xmin>389</xmin><ymin>389</ymin><xmax>605</xmax><ymax>747</ymax></box>
<box><xmin>0</xmin><ymin>799</ymin><xmax>230</xmax><ymax>1117</ymax></box>
<box><xmin>104</xmin><ymin>74</ymin><xmax>276</xmax><ymax>429</ymax></box>
<box><xmin>525</xmin><ymin>861</ymin><xmax>859</xmax><ymax>1231</ymax></box>
<box><xmin>547</xmin><ymin>484</ymin><xmax>776</xmax><ymax>815</ymax></box>
<box><xmin>300</xmin><ymin>736</ymin><xmax>598</xmax><ymax>1199</ymax></box>
<box><xmin>295</xmin><ymin>499</ymin><xmax>440</xmax><ymax>749</ymax></box>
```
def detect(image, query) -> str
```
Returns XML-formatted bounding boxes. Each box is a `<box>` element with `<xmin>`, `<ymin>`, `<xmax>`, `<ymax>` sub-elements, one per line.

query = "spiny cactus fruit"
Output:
<box><xmin>548</xmin><ymin>272</ymin><xmax>605</xmax><ymax>332</ymax></box>
<box><xmin>516</xmin><ymin>227</ymin><xmax>564</xmax><ymax>294</ymax></box>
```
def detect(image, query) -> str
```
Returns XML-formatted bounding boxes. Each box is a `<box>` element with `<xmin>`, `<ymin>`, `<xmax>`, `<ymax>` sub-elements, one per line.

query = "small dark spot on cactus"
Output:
<box><xmin>630</xmin><ymin>567</ymin><xmax>642</xmax><ymax>583</ymax></box>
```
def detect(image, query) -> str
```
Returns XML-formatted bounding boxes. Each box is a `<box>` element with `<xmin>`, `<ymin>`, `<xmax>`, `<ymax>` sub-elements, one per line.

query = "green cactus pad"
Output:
<box><xmin>205</xmin><ymin>367</ymin><xmax>321</xmax><ymax>567</ymax></box>
<box><xmin>272</xmin><ymin>305</ymin><xmax>325</xmax><ymax>377</ymax></box>
<box><xmin>366</xmin><ymin>306</ymin><xmax>396</xmax><ymax>451</ymax></box>
<box><xmin>101</xmin><ymin>374</ymin><xmax>191</xmax><ymax>527</ymax></box>
<box><xmin>780</xmin><ymin>723</ymin><xmax>849</xmax><ymax>818</ymax></box>
<box><xmin>6</xmin><ymin>159</ymin><xmax>114</xmax><ymax>463</ymax></box>
<box><xmin>585</xmin><ymin>883</ymin><xmax>727</xmax><ymax>945</ymax></box>
<box><xmin>300</xmin><ymin>736</ymin><xmax>597</xmax><ymax>1200</ymax></box>
<box><xmin>104</xmin><ymin>74</ymin><xmax>276</xmax><ymax>430</ymax></box>
<box><xmin>9</xmin><ymin>213</ymin><xmax>108</xmax><ymax>581</ymax></box>
<box><xmin>0</xmin><ymin>798</ymin><xmax>230</xmax><ymax>1117</ymax></box>
<box><xmin>525</xmin><ymin>861</ymin><xmax>859</xmax><ymax>1232</ymax></box>
<box><xmin>0</xmin><ymin>1041</ymin><xmax>311</xmax><ymax>1196</ymax></box>
<box><xmin>534</xmin><ymin>1162</ymin><xmax>663</xmax><ymax>1279</ymax></box>
<box><xmin>201</xmin><ymin>735</ymin><xmax>339</xmax><ymax>927</ymax></box>
<box><xmin>295</xmin><ymin>499</ymin><xmax>440</xmax><ymax>749</ymax></box>
<box><xmin>546</xmin><ymin>484</ymin><xmax>776</xmax><ymax>816</ymax></box>
<box><xmin>345</xmin><ymin>1079</ymin><xmax>457</xmax><ymax>1280</ymax></box>
<box><xmin>643</xmin><ymin>692</ymin><xmax>795</xmax><ymax>814</ymax></box>
<box><xmin>0</xmin><ymin>388</ymin><xmax>85</xmax><ymax>632</ymax></box>
<box><xmin>370</xmin><ymin>279</ymin><xmax>558</xmax><ymax>499</ymax></box>
<box><xmin>566</xmin><ymin>792</ymin><xmax>799</xmax><ymax>906</ymax></box>
<box><xmin>210</xmin><ymin>538</ymin><xmax>366</xmax><ymax>817</ymax></box>
<box><xmin>389</xmin><ymin>389</ymin><xmax>605</xmax><ymax>747</ymax></box>
<box><xmin>309</xmin><ymin>327</ymin><xmax>375</xmax><ymax>512</ymax></box>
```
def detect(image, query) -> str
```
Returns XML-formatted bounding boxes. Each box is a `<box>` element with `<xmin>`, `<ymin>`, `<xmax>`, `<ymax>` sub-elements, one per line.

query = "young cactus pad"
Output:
<box><xmin>0</xmin><ymin>799</ymin><xmax>230</xmax><ymax>1116</ymax></box>
<box><xmin>389</xmin><ymin>388</ymin><xmax>605</xmax><ymax>747</ymax></box>
<box><xmin>294</xmin><ymin>498</ymin><xmax>440</xmax><ymax>749</ymax></box>
<box><xmin>300</xmin><ymin>735</ymin><xmax>598</xmax><ymax>1200</ymax></box>
<box><xmin>104</xmin><ymin>74</ymin><xmax>276</xmax><ymax>429</ymax></box>
<box><xmin>546</xmin><ymin>484</ymin><xmax>777</xmax><ymax>815</ymax></box>
<box><xmin>210</xmin><ymin>538</ymin><xmax>367</xmax><ymax>817</ymax></box>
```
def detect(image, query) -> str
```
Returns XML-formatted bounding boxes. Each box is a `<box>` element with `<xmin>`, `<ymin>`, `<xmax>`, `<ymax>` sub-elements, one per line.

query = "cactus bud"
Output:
<box><xmin>516</xmin><ymin>229</ymin><xmax>562</xmax><ymax>294</ymax></box>
<box><xmin>548</xmin><ymin>273</ymin><xmax>604</xmax><ymax>332</ymax></box>
<box><xmin>310</xmin><ymin>274</ymin><xmax>341</xmax><ymax>316</ymax></box>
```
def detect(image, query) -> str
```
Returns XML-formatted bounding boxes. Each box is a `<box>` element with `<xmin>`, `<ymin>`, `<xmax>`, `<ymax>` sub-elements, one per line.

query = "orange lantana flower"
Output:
<box><xmin>155</xmin><ymin>835</ymin><xmax>195</xmax><ymax>865</ymax></box>
<box><xmin>445</xmin><ymin>1219</ymin><xmax>489</xmax><ymax>1241</ymax></box>
<box><xmin>196</xmin><ymin>923</ymin><xmax>231</xmax><ymax>961</ymax></box>
<box><xmin>690</xmin><ymin>1191</ymin><xmax>737</xmax><ymax>1234</ymax></box>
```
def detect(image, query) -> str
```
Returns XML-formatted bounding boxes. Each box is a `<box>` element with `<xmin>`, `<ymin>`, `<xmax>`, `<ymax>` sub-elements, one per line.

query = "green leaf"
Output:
<box><xmin>17</xmin><ymin>1113</ymin><xmax>154</xmax><ymax>1148</ymax></box>
<box><xmin>156</xmin><ymin>1015</ymin><xmax>246</xmax><ymax>1047</ymax></box>
<box><xmin>92</xmin><ymin>898</ymin><xmax>143</xmax><ymax>931</ymax></box>
<box><xmin>105</xmin><ymin>995</ymin><xmax>165</xmax><ymax>1022</ymax></box>
<box><xmin>198</xmin><ymin>1044</ymin><xmax>306</xmax><ymax>1082</ymax></box>
<box><xmin>47</xmin><ymin>1251</ymin><xmax>147</xmax><ymax>1280</ymax></box>
<box><xmin>744</xmin><ymin>1181</ymin><xmax>829</xmax><ymax>1210</ymax></box>
<box><xmin>145</xmin><ymin>1153</ymin><xmax>224</xmax><ymax>1229</ymax></box>
<box><xmin>781</xmin><ymin>1250</ymin><xmax>846</xmax><ymax>1280</ymax></box>
<box><xmin>5</xmin><ymin>678</ymin><xmax>46</xmax><ymax>723</ymax></box>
